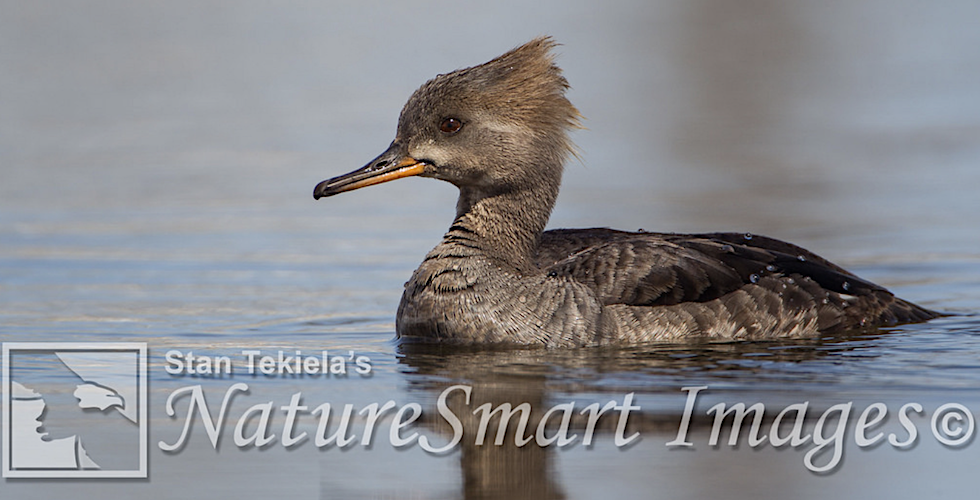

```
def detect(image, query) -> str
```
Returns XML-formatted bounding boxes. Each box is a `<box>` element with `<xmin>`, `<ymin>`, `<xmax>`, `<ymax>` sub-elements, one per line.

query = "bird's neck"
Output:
<box><xmin>446</xmin><ymin>180</ymin><xmax>559</xmax><ymax>273</ymax></box>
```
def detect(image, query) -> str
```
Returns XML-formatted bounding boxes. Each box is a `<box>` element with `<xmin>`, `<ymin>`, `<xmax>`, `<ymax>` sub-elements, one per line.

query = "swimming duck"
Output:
<box><xmin>314</xmin><ymin>37</ymin><xmax>938</xmax><ymax>347</ymax></box>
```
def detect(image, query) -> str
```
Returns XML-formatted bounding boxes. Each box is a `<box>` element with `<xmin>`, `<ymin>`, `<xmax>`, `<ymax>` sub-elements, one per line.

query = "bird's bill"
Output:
<box><xmin>313</xmin><ymin>146</ymin><xmax>426</xmax><ymax>199</ymax></box>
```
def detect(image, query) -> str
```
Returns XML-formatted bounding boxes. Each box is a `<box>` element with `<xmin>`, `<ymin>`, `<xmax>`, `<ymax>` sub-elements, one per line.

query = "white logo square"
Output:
<box><xmin>2</xmin><ymin>342</ymin><xmax>148</xmax><ymax>478</ymax></box>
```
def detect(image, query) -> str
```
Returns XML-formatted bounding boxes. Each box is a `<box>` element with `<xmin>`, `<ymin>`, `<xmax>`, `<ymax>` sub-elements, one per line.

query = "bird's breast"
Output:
<box><xmin>396</xmin><ymin>255</ymin><xmax>604</xmax><ymax>346</ymax></box>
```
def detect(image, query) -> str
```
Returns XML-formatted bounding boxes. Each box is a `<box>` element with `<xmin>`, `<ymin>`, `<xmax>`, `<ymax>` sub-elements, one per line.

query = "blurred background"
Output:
<box><xmin>1</xmin><ymin>1</ymin><xmax>979</xmax><ymax>499</ymax></box>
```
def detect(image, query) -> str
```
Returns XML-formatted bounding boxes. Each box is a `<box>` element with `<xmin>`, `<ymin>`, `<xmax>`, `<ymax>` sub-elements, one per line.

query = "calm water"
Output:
<box><xmin>2</xmin><ymin>1</ymin><xmax>979</xmax><ymax>499</ymax></box>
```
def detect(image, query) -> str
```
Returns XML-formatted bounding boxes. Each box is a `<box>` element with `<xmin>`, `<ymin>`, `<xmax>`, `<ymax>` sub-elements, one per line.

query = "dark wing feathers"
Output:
<box><xmin>538</xmin><ymin>230</ymin><xmax>741</xmax><ymax>307</ymax></box>
<box><xmin>540</xmin><ymin>237</ymin><xmax>745</xmax><ymax>306</ymax></box>
<box><xmin>671</xmin><ymin>235</ymin><xmax>884</xmax><ymax>297</ymax></box>
<box><xmin>682</xmin><ymin>232</ymin><xmax>886</xmax><ymax>294</ymax></box>
<box><xmin>533</xmin><ymin>228</ymin><xmax>938</xmax><ymax>335</ymax></box>
<box><xmin>537</xmin><ymin>229</ymin><xmax>886</xmax><ymax>307</ymax></box>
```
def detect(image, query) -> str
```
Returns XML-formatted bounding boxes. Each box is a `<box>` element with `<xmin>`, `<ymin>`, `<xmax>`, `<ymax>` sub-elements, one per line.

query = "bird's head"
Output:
<box><xmin>314</xmin><ymin>37</ymin><xmax>581</xmax><ymax>200</ymax></box>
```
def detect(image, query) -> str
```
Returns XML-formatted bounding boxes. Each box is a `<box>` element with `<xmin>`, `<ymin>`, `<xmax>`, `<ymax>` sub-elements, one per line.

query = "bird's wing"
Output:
<box><xmin>537</xmin><ymin>229</ymin><xmax>883</xmax><ymax>307</ymax></box>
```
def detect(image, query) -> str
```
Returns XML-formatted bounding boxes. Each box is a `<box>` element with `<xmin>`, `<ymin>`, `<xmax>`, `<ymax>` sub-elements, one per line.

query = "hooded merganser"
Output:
<box><xmin>314</xmin><ymin>37</ymin><xmax>938</xmax><ymax>347</ymax></box>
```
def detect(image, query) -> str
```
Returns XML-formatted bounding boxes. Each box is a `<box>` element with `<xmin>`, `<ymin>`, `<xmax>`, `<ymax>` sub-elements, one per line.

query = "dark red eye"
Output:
<box><xmin>439</xmin><ymin>117</ymin><xmax>463</xmax><ymax>135</ymax></box>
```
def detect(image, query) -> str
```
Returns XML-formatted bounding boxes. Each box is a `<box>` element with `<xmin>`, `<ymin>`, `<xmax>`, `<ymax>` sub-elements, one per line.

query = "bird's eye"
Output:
<box><xmin>439</xmin><ymin>117</ymin><xmax>463</xmax><ymax>135</ymax></box>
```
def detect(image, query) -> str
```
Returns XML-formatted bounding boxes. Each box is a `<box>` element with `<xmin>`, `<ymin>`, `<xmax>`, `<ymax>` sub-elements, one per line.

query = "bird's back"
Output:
<box><xmin>535</xmin><ymin>228</ymin><xmax>938</xmax><ymax>341</ymax></box>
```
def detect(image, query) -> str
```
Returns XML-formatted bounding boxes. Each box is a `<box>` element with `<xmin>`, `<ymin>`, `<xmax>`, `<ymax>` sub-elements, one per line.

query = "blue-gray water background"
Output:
<box><xmin>2</xmin><ymin>1</ymin><xmax>979</xmax><ymax>498</ymax></box>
